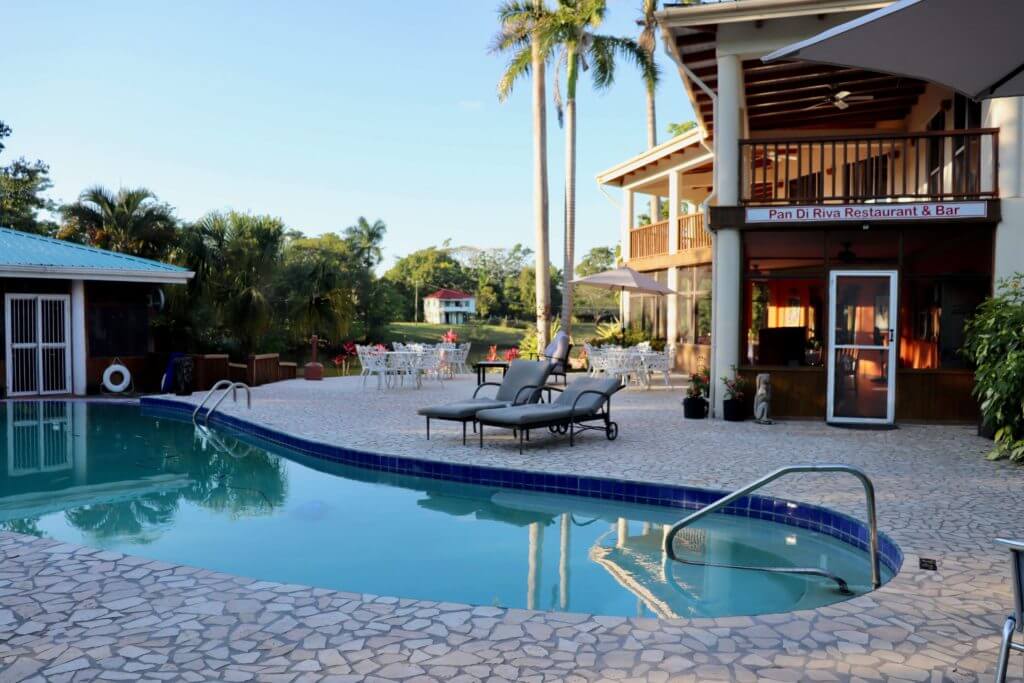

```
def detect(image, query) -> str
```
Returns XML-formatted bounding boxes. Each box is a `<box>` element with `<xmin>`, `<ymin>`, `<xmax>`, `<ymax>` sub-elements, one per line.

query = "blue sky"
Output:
<box><xmin>2</xmin><ymin>0</ymin><xmax>695</xmax><ymax>269</ymax></box>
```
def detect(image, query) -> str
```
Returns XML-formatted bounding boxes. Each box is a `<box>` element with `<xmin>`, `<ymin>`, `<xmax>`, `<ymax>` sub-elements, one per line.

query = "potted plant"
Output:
<box><xmin>720</xmin><ymin>365</ymin><xmax>751</xmax><ymax>422</ymax></box>
<box><xmin>683</xmin><ymin>362</ymin><xmax>710</xmax><ymax>419</ymax></box>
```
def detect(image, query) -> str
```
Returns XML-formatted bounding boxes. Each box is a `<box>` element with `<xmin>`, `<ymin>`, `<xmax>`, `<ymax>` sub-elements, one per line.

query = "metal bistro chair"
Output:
<box><xmin>996</xmin><ymin>539</ymin><xmax>1024</xmax><ymax>682</ymax></box>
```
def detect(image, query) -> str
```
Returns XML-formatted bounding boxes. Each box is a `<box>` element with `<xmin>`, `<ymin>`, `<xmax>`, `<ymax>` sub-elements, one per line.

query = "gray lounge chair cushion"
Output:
<box><xmin>542</xmin><ymin>332</ymin><xmax>571</xmax><ymax>371</ymax></box>
<box><xmin>418</xmin><ymin>398</ymin><xmax>508</xmax><ymax>420</ymax></box>
<box><xmin>552</xmin><ymin>377</ymin><xmax>623</xmax><ymax>413</ymax></box>
<box><xmin>493</xmin><ymin>360</ymin><xmax>554</xmax><ymax>403</ymax></box>
<box><xmin>476</xmin><ymin>377</ymin><xmax>622</xmax><ymax>427</ymax></box>
<box><xmin>476</xmin><ymin>404</ymin><xmax>573</xmax><ymax>427</ymax></box>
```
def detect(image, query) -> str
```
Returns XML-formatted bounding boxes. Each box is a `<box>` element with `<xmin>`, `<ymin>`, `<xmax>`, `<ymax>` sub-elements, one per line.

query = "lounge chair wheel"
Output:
<box><xmin>548</xmin><ymin>425</ymin><xmax>558</xmax><ymax>434</ymax></box>
<box><xmin>606</xmin><ymin>422</ymin><xmax>619</xmax><ymax>440</ymax></box>
<box><xmin>556</xmin><ymin>424</ymin><xmax>569</xmax><ymax>435</ymax></box>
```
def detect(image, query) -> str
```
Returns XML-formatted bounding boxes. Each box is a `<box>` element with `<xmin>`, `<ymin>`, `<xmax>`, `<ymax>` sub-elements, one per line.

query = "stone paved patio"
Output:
<box><xmin>1</xmin><ymin>375</ymin><xmax>1023</xmax><ymax>682</ymax></box>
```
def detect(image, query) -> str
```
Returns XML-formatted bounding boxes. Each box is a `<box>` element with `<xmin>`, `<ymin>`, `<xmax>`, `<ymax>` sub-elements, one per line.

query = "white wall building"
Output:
<box><xmin>423</xmin><ymin>289</ymin><xmax>476</xmax><ymax>325</ymax></box>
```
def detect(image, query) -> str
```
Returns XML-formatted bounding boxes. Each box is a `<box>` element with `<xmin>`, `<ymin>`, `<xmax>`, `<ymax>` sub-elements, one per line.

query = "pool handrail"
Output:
<box><xmin>192</xmin><ymin>379</ymin><xmax>235</xmax><ymax>425</ymax></box>
<box><xmin>202</xmin><ymin>382</ymin><xmax>251</xmax><ymax>427</ymax></box>
<box><xmin>663</xmin><ymin>464</ymin><xmax>880</xmax><ymax>589</ymax></box>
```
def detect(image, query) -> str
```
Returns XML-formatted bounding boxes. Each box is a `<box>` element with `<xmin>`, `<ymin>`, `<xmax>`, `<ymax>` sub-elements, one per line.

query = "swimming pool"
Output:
<box><xmin>0</xmin><ymin>400</ymin><xmax>898</xmax><ymax>618</ymax></box>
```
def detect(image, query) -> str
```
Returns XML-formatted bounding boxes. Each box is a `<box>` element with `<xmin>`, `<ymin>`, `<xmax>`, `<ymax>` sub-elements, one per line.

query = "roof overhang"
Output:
<box><xmin>597</xmin><ymin>129</ymin><xmax>708</xmax><ymax>187</ymax></box>
<box><xmin>0</xmin><ymin>266</ymin><xmax>194</xmax><ymax>285</ymax></box>
<box><xmin>656</xmin><ymin>0</ymin><xmax>890</xmax><ymax>29</ymax></box>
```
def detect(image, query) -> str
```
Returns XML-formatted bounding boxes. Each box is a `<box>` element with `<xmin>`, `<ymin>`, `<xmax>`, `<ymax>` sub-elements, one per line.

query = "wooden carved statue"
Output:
<box><xmin>754</xmin><ymin>373</ymin><xmax>773</xmax><ymax>424</ymax></box>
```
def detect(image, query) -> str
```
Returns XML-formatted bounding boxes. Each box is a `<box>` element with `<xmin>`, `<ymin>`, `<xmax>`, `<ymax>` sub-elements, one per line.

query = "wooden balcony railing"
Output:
<box><xmin>630</xmin><ymin>219</ymin><xmax>669</xmax><ymax>259</ymax></box>
<box><xmin>630</xmin><ymin>214</ymin><xmax>709</xmax><ymax>259</ymax></box>
<box><xmin>739</xmin><ymin>128</ymin><xmax>998</xmax><ymax>205</ymax></box>
<box><xmin>678</xmin><ymin>213</ymin><xmax>711</xmax><ymax>250</ymax></box>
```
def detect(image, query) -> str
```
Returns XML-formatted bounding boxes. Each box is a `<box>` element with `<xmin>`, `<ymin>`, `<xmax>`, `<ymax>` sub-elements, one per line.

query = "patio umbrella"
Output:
<box><xmin>571</xmin><ymin>266</ymin><xmax>674</xmax><ymax>295</ymax></box>
<box><xmin>763</xmin><ymin>0</ymin><xmax>1024</xmax><ymax>99</ymax></box>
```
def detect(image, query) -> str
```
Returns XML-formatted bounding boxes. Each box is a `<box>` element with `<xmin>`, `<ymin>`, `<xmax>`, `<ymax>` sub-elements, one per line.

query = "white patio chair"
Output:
<box><xmin>417</xmin><ymin>347</ymin><xmax>445</xmax><ymax>386</ymax></box>
<box><xmin>642</xmin><ymin>346</ymin><xmax>672</xmax><ymax>388</ymax></box>
<box><xmin>359</xmin><ymin>347</ymin><xmax>389</xmax><ymax>390</ymax></box>
<box><xmin>585</xmin><ymin>343</ymin><xmax>609</xmax><ymax>377</ymax></box>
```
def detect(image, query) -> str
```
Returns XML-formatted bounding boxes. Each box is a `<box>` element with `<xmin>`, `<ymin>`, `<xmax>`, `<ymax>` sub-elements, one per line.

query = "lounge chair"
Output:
<box><xmin>995</xmin><ymin>538</ymin><xmax>1024</xmax><ymax>682</ymax></box>
<box><xmin>417</xmin><ymin>360</ymin><xmax>554</xmax><ymax>444</ymax></box>
<box><xmin>539</xmin><ymin>331</ymin><xmax>572</xmax><ymax>385</ymax></box>
<box><xmin>475</xmin><ymin>377</ymin><xmax>623</xmax><ymax>453</ymax></box>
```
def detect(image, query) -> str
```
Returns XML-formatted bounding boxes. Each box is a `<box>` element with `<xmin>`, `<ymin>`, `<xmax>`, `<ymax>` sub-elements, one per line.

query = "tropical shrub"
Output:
<box><xmin>688</xmin><ymin>361</ymin><xmax>709</xmax><ymax>399</ymax></box>
<box><xmin>720</xmin><ymin>365</ymin><xmax>751</xmax><ymax>400</ymax></box>
<box><xmin>963</xmin><ymin>274</ymin><xmax>1024</xmax><ymax>461</ymax></box>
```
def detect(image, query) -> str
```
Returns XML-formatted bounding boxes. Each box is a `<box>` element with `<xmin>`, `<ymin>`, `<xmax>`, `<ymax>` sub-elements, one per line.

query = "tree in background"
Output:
<box><xmin>541</xmin><ymin>0</ymin><xmax>656</xmax><ymax>334</ymax></box>
<box><xmin>667</xmin><ymin>120</ymin><xmax>698</xmax><ymax>137</ymax></box>
<box><xmin>385</xmin><ymin>244</ymin><xmax>473</xmax><ymax>320</ymax></box>
<box><xmin>60</xmin><ymin>186</ymin><xmax>177</xmax><ymax>260</ymax></box>
<box><xmin>494</xmin><ymin>0</ymin><xmax>554</xmax><ymax>349</ymax></box>
<box><xmin>637</xmin><ymin>0</ymin><xmax>661</xmax><ymax>222</ymax></box>
<box><xmin>277</xmin><ymin>233</ymin><xmax>356</xmax><ymax>347</ymax></box>
<box><xmin>574</xmin><ymin>246</ymin><xmax>618</xmax><ymax>321</ymax></box>
<box><xmin>0</xmin><ymin>121</ymin><xmax>57</xmax><ymax>235</ymax></box>
<box><xmin>344</xmin><ymin>217</ymin><xmax>394</xmax><ymax>340</ymax></box>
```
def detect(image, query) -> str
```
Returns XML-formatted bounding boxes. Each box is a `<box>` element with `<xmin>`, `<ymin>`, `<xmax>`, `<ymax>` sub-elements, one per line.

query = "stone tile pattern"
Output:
<box><xmin>0</xmin><ymin>375</ymin><xmax>1021</xmax><ymax>682</ymax></box>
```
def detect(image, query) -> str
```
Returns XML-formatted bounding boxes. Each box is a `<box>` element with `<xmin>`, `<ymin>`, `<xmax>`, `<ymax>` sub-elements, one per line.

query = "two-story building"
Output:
<box><xmin>598</xmin><ymin>0</ymin><xmax>1023</xmax><ymax>425</ymax></box>
<box><xmin>423</xmin><ymin>289</ymin><xmax>476</xmax><ymax>325</ymax></box>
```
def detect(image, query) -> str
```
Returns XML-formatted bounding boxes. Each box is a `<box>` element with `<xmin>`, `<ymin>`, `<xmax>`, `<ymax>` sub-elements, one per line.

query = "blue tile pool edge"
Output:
<box><xmin>140</xmin><ymin>396</ymin><xmax>904</xmax><ymax>577</ymax></box>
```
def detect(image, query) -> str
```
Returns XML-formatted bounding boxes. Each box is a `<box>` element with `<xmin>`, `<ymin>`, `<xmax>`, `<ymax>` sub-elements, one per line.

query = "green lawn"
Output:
<box><xmin>379</xmin><ymin>321</ymin><xmax>596</xmax><ymax>366</ymax></box>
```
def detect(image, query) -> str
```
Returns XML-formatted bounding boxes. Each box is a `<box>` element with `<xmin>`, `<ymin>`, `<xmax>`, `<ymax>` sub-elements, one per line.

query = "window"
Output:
<box><xmin>743</xmin><ymin>231</ymin><xmax>826</xmax><ymax>367</ymax></box>
<box><xmin>628</xmin><ymin>269</ymin><xmax>668</xmax><ymax>338</ymax></box>
<box><xmin>674</xmin><ymin>265</ymin><xmax>712</xmax><ymax>345</ymax></box>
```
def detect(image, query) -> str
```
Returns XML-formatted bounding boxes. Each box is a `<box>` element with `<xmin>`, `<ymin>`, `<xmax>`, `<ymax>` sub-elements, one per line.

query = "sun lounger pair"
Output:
<box><xmin>418</xmin><ymin>360</ymin><xmax>622</xmax><ymax>452</ymax></box>
<box><xmin>418</xmin><ymin>360</ymin><xmax>554</xmax><ymax>444</ymax></box>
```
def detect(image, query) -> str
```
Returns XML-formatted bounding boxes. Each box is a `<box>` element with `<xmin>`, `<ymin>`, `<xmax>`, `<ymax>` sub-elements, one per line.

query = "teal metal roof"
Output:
<box><xmin>0</xmin><ymin>227</ymin><xmax>192</xmax><ymax>283</ymax></box>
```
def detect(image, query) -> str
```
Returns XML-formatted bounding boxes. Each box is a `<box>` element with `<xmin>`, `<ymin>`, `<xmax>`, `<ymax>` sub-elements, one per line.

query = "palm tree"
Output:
<box><xmin>637</xmin><ymin>0</ymin><xmax>661</xmax><ymax>222</ymax></box>
<box><xmin>343</xmin><ymin>217</ymin><xmax>387</xmax><ymax>340</ymax></box>
<box><xmin>542</xmin><ymin>0</ymin><xmax>657</xmax><ymax>332</ymax></box>
<box><xmin>493</xmin><ymin>0</ymin><xmax>554</xmax><ymax>349</ymax></box>
<box><xmin>59</xmin><ymin>186</ymin><xmax>177</xmax><ymax>260</ymax></box>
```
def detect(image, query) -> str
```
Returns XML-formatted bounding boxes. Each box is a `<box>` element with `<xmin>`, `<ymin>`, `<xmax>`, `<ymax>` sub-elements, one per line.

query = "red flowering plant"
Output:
<box><xmin>720</xmin><ymin>365</ymin><xmax>750</xmax><ymax>401</ymax></box>
<box><xmin>442</xmin><ymin>328</ymin><xmax>458</xmax><ymax>343</ymax></box>
<box><xmin>688</xmin><ymin>361</ymin><xmax>710</xmax><ymax>399</ymax></box>
<box><xmin>504</xmin><ymin>347</ymin><xmax>520</xmax><ymax>362</ymax></box>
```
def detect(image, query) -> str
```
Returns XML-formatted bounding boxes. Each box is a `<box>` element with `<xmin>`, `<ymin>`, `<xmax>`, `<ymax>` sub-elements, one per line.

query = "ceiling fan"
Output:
<box><xmin>803</xmin><ymin>86</ymin><xmax>875</xmax><ymax>111</ymax></box>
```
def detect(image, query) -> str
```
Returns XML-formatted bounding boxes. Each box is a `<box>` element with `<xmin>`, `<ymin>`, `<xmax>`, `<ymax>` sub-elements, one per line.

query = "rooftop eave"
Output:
<box><xmin>0</xmin><ymin>266</ymin><xmax>194</xmax><ymax>285</ymax></box>
<box><xmin>656</xmin><ymin>0</ymin><xmax>890</xmax><ymax>28</ymax></box>
<box><xmin>596</xmin><ymin>129</ymin><xmax>707</xmax><ymax>187</ymax></box>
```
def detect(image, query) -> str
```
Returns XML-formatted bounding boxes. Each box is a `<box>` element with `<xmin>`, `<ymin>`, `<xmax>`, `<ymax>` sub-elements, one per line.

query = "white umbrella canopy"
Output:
<box><xmin>764</xmin><ymin>0</ymin><xmax>1024</xmax><ymax>100</ymax></box>
<box><xmin>571</xmin><ymin>266</ymin><xmax>675</xmax><ymax>295</ymax></box>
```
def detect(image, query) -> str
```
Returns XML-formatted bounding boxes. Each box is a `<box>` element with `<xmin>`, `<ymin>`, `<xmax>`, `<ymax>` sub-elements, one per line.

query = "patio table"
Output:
<box><xmin>473</xmin><ymin>360</ymin><xmax>509</xmax><ymax>386</ymax></box>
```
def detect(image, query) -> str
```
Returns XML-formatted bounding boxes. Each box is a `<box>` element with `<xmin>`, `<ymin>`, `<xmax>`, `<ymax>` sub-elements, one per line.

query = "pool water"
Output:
<box><xmin>0</xmin><ymin>401</ymin><xmax>891</xmax><ymax>618</ymax></box>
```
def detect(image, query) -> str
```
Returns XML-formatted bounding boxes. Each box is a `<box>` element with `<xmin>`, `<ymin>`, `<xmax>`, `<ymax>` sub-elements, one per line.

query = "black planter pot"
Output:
<box><xmin>722</xmin><ymin>398</ymin><xmax>747</xmax><ymax>422</ymax></box>
<box><xmin>683</xmin><ymin>396</ymin><xmax>709</xmax><ymax>419</ymax></box>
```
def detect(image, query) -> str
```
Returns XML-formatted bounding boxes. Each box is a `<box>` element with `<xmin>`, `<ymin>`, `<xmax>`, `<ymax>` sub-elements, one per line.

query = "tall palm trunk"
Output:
<box><xmin>646</xmin><ymin>83</ymin><xmax>659</xmax><ymax>222</ymax></box>
<box><xmin>532</xmin><ymin>20</ymin><xmax>552</xmax><ymax>350</ymax></box>
<box><xmin>561</xmin><ymin>49</ymin><xmax>578</xmax><ymax>335</ymax></box>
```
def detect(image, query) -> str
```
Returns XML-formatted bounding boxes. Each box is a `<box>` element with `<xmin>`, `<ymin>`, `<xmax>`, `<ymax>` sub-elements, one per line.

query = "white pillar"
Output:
<box><xmin>986</xmin><ymin>97</ymin><xmax>1024</xmax><ymax>286</ymax></box>
<box><xmin>71</xmin><ymin>280</ymin><xmax>87</xmax><ymax>396</ymax></box>
<box><xmin>667</xmin><ymin>171</ymin><xmax>680</xmax><ymax>352</ymax></box>
<box><xmin>711</xmin><ymin>54</ymin><xmax>744</xmax><ymax>417</ymax></box>
<box><xmin>620</xmin><ymin>189</ymin><xmax>634</xmax><ymax>323</ymax></box>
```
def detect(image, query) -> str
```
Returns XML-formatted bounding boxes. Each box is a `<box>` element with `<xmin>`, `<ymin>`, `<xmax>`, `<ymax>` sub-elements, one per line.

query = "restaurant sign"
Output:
<box><xmin>745</xmin><ymin>201</ymin><xmax>988</xmax><ymax>224</ymax></box>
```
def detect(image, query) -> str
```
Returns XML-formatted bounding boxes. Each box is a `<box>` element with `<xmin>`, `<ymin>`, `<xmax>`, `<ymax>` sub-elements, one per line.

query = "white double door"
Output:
<box><xmin>5</xmin><ymin>294</ymin><xmax>72</xmax><ymax>396</ymax></box>
<box><xmin>826</xmin><ymin>271</ymin><xmax>898</xmax><ymax>425</ymax></box>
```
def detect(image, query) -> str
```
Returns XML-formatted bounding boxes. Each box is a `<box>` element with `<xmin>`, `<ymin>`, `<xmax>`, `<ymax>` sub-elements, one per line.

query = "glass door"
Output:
<box><xmin>827</xmin><ymin>271</ymin><xmax>898</xmax><ymax>425</ymax></box>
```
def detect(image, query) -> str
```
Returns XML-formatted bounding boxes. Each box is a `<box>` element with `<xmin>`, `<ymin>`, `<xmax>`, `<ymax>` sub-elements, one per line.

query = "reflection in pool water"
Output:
<box><xmin>0</xmin><ymin>401</ymin><xmax>892</xmax><ymax>618</ymax></box>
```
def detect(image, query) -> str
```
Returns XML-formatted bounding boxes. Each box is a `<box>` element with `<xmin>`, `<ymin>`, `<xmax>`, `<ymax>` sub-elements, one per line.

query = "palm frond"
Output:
<box><xmin>497</xmin><ymin>45</ymin><xmax>533</xmax><ymax>102</ymax></box>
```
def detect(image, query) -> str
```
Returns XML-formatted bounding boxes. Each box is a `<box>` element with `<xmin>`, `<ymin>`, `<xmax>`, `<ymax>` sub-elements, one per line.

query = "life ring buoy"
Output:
<box><xmin>102</xmin><ymin>364</ymin><xmax>132</xmax><ymax>393</ymax></box>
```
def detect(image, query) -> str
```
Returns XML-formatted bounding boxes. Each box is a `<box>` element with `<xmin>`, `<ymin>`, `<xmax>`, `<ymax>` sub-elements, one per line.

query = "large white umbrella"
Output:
<box><xmin>571</xmin><ymin>266</ymin><xmax>674</xmax><ymax>295</ymax></box>
<box><xmin>763</xmin><ymin>0</ymin><xmax>1024</xmax><ymax>99</ymax></box>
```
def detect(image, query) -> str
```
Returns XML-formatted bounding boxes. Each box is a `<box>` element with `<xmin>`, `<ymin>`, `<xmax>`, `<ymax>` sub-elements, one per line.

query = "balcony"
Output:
<box><xmin>629</xmin><ymin>213</ymin><xmax>709</xmax><ymax>260</ymax></box>
<box><xmin>739</xmin><ymin>129</ymin><xmax>998</xmax><ymax>205</ymax></box>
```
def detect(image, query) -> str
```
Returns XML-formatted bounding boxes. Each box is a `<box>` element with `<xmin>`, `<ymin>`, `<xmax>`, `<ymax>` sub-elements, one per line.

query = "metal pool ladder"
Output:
<box><xmin>192</xmin><ymin>380</ymin><xmax>252</xmax><ymax>427</ymax></box>
<box><xmin>662</xmin><ymin>464</ymin><xmax>881</xmax><ymax>592</ymax></box>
